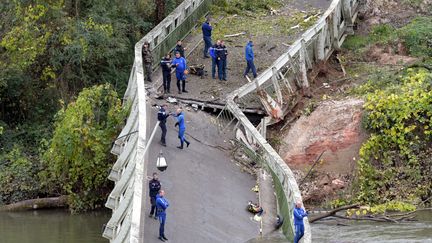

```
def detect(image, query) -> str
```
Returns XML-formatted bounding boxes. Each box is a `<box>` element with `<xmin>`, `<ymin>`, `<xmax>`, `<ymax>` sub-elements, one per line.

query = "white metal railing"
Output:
<box><xmin>102</xmin><ymin>0</ymin><xmax>212</xmax><ymax>242</ymax></box>
<box><xmin>225</xmin><ymin>0</ymin><xmax>360</xmax><ymax>242</ymax></box>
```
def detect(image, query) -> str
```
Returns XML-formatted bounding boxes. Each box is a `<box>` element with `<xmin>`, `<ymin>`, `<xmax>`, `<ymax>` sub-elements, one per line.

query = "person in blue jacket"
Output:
<box><xmin>156</xmin><ymin>190</ymin><xmax>169</xmax><ymax>242</ymax></box>
<box><xmin>171</xmin><ymin>52</ymin><xmax>188</xmax><ymax>94</ymax></box>
<box><xmin>202</xmin><ymin>18</ymin><xmax>213</xmax><ymax>58</ymax></box>
<box><xmin>209</xmin><ymin>40</ymin><xmax>221</xmax><ymax>79</ymax></box>
<box><xmin>173</xmin><ymin>107</ymin><xmax>190</xmax><ymax>149</ymax></box>
<box><xmin>294</xmin><ymin>201</ymin><xmax>308</xmax><ymax>243</ymax></box>
<box><xmin>243</xmin><ymin>40</ymin><xmax>257</xmax><ymax>78</ymax></box>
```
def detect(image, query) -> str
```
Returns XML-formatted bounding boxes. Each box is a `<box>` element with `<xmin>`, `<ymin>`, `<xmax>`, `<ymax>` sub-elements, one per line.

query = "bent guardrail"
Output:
<box><xmin>102</xmin><ymin>1</ymin><xmax>212</xmax><ymax>242</ymax></box>
<box><xmin>224</xmin><ymin>0</ymin><xmax>360</xmax><ymax>242</ymax></box>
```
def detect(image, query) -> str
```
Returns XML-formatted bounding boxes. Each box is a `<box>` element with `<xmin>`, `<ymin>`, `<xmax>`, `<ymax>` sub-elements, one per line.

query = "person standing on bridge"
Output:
<box><xmin>142</xmin><ymin>41</ymin><xmax>153</xmax><ymax>82</ymax></box>
<box><xmin>294</xmin><ymin>200</ymin><xmax>308</xmax><ymax>243</ymax></box>
<box><xmin>219</xmin><ymin>40</ymin><xmax>228</xmax><ymax>81</ymax></box>
<box><xmin>156</xmin><ymin>190</ymin><xmax>169</xmax><ymax>242</ymax></box>
<box><xmin>158</xmin><ymin>104</ymin><xmax>170</xmax><ymax>146</ymax></box>
<box><xmin>209</xmin><ymin>40</ymin><xmax>221</xmax><ymax>79</ymax></box>
<box><xmin>174</xmin><ymin>107</ymin><xmax>190</xmax><ymax>149</ymax></box>
<box><xmin>243</xmin><ymin>40</ymin><xmax>257</xmax><ymax>79</ymax></box>
<box><xmin>173</xmin><ymin>39</ymin><xmax>186</xmax><ymax>58</ymax></box>
<box><xmin>149</xmin><ymin>172</ymin><xmax>162</xmax><ymax>219</ymax></box>
<box><xmin>202</xmin><ymin>17</ymin><xmax>213</xmax><ymax>58</ymax></box>
<box><xmin>171</xmin><ymin>51</ymin><xmax>188</xmax><ymax>94</ymax></box>
<box><xmin>160</xmin><ymin>54</ymin><xmax>172</xmax><ymax>94</ymax></box>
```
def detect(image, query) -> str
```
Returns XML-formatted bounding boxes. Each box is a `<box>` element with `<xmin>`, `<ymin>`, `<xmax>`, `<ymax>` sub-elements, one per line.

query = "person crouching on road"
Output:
<box><xmin>158</xmin><ymin>104</ymin><xmax>170</xmax><ymax>146</ymax></box>
<box><xmin>156</xmin><ymin>190</ymin><xmax>169</xmax><ymax>242</ymax></box>
<box><xmin>173</xmin><ymin>107</ymin><xmax>190</xmax><ymax>149</ymax></box>
<box><xmin>294</xmin><ymin>200</ymin><xmax>308</xmax><ymax>243</ymax></box>
<box><xmin>160</xmin><ymin>54</ymin><xmax>172</xmax><ymax>94</ymax></box>
<box><xmin>209</xmin><ymin>40</ymin><xmax>221</xmax><ymax>79</ymax></box>
<box><xmin>149</xmin><ymin>172</ymin><xmax>161</xmax><ymax>219</ymax></box>
<box><xmin>171</xmin><ymin>51</ymin><xmax>188</xmax><ymax>94</ymax></box>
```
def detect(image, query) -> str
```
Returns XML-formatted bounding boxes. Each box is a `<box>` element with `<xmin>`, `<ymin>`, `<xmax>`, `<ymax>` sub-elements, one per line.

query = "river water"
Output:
<box><xmin>0</xmin><ymin>209</ymin><xmax>109</xmax><ymax>243</ymax></box>
<box><xmin>311</xmin><ymin>210</ymin><xmax>432</xmax><ymax>243</ymax></box>
<box><xmin>0</xmin><ymin>209</ymin><xmax>431</xmax><ymax>242</ymax></box>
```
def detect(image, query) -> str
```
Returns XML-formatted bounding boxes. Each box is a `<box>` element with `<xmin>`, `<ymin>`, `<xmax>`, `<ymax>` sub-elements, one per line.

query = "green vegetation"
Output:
<box><xmin>356</xmin><ymin>68</ymin><xmax>432</xmax><ymax>205</ymax></box>
<box><xmin>211</xmin><ymin>0</ymin><xmax>281</xmax><ymax>15</ymax></box>
<box><xmin>342</xmin><ymin>16</ymin><xmax>432</xmax><ymax>57</ymax></box>
<box><xmin>41</xmin><ymin>84</ymin><xmax>128</xmax><ymax>212</ymax></box>
<box><xmin>0</xmin><ymin>0</ymin><xmax>177</xmax><ymax>211</ymax></box>
<box><xmin>209</xmin><ymin>0</ymin><xmax>319</xmax><ymax>41</ymax></box>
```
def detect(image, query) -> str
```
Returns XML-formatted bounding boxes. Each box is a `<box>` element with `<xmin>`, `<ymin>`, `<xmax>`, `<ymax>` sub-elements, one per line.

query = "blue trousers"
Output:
<box><xmin>294</xmin><ymin>224</ymin><xmax>304</xmax><ymax>243</ymax></box>
<box><xmin>203</xmin><ymin>36</ymin><xmax>212</xmax><ymax>57</ymax></box>
<box><xmin>178</xmin><ymin>129</ymin><xmax>189</xmax><ymax>146</ymax></box>
<box><xmin>158</xmin><ymin>214</ymin><xmax>166</xmax><ymax>237</ymax></box>
<box><xmin>244</xmin><ymin>59</ymin><xmax>257</xmax><ymax>78</ymax></box>
<box><xmin>219</xmin><ymin>59</ymin><xmax>227</xmax><ymax>80</ymax></box>
<box><xmin>211</xmin><ymin>57</ymin><xmax>219</xmax><ymax>78</ymax></box>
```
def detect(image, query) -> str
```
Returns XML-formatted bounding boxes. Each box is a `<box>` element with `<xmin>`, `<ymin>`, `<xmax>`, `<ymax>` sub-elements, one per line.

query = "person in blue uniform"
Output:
<box><xmin>202</xmin><ymin>18</ymin><xmax>212</xmax><ymax>58</ymax></box>
<box><xmin>157</xmin><ymin>104</ymin><xmax>170</xmax><ymax>146</ymax></box>
<box><xmin>160</xmin><ymin>54</ymin><xmax>172</xmax><ymax>94</ymax></box>
<box><xmin>174</xmin><ymin>108</ymin><xmax>190</xmax><ymax>149</ymax></box>
<box><xmin>219</xmin><ymin>40</ymin><xmax>228</xmax><ymax>81</ymax></box>
<box><xmin>209</xmin><ymin>40</ymin><xmax>221</xmax><ymax>79</ymax></box>
<box><xmin>294</xmin><ymin>201</ymin><xmax>308</xmax><ymax>243</ymax></box>
<box><xmin>148</xmin><ymin>172</ymin><xmax>161</xmax><ymax>219</ymax></box>
<box><xmin>156</xmin><ymin>190</ymin><xmax>169</xmax><ymax>242</ymax></box>
<box><xmin>244</xmin><ymin>40</ymin><xmax>257</xmax><ymax>78</ymax></box>
<box><xmin>171</xmin><ymin>52</ymin><xmax>188</xmax><ymax>94</ymax></box>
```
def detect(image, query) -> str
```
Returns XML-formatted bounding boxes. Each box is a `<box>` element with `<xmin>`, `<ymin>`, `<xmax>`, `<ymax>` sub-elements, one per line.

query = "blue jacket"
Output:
<box><xmin>176</xmin><ymin>112</ymin><xmax>186</xmax><ymax>131</ymax></box>
<box><xmin>245</xmin><ymin>41</ymin><xmax>254</xmax><ymax>61</ymax></box>
<box><xmin>202</xmin><ymin>22</ymin><xmax>212</xmax><ymax>37</ymax></box>
<box><xmin>172</xmin><ymin>56</ymin><xmax>187</xmax><ymax>72</ymax></box>
<box><xmin>293</xmin><ymin>207</ymin><xmax>308</xmax><ymax>225</ymax></box>
<box><xmin>156</xmin><ymin>195</ymin><xmax>169</xmax><ymax>217</ymax></box>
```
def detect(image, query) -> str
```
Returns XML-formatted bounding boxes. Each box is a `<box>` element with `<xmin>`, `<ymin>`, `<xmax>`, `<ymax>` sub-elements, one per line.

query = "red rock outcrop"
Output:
<box><xmin>280</xmin><ymin>98</ymin><xmax>366</xmax><ymax>173</ymax></box>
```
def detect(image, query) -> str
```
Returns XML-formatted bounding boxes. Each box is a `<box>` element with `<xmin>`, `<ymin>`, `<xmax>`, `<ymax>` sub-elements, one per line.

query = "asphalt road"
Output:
<box><xmin>143</xmin><ymin>103</ymin><xmax>259</xmax><ymax>243</ymax></box>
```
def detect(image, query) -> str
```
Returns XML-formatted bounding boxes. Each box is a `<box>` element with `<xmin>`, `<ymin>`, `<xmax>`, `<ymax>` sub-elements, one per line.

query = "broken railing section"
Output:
<box><xmin>103</xmin><ymin>0</ymin><xmax>213</xmax><ymax>242</ymax></box>
<box><xmin>223</xmin><ymin>0</ymin><xmax>360</xmax><ymax>242</ymax></box>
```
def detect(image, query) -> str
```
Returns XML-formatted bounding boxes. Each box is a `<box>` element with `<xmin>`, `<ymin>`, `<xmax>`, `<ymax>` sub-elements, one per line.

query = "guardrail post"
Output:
<box><xmin>331</xmin><ymin>8</ymin><xmax>341</xmax><ymax>50</ymax></box>
<box><xmin>299</xmin><ymin>40</ymin><xmax>310</xmax><ymax>88</ymax></box>
<box><xmin>271</xmin><ymin>67</ymin><xmax>283</xmax><ymax>105</ymax></box>
<box><xmin>342</xmin><ymin>0</ymin><xmax>354</xmax><ymax>35</ymax></box>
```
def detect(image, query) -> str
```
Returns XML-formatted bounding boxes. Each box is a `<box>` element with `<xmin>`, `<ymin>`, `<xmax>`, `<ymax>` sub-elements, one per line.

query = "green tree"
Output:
<box><xmin>42</xmin><ymin>84</ymin><xmax>128</xmax><ymax>212</ymax></box>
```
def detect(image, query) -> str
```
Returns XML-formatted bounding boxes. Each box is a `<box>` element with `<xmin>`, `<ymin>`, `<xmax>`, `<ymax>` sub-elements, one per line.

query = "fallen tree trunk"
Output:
<box><xmin>0</xmin><ymin>196</ymin><xmax>68</xmax><ymax>211</ymax></box>
<box><xmin>309</xmin><ymin>204</ymin><xmax>359</xmax><ymax>223</ymax></box>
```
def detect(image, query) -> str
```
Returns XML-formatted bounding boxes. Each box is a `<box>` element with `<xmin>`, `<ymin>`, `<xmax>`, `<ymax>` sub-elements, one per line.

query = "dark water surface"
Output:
<box><xmin>0</xmin><ymin>209</ymin><xmax>109</xmax><ymax>243</ymax></box>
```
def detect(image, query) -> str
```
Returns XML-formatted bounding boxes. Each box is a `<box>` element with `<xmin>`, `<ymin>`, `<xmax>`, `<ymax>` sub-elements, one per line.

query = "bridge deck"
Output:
<box><xmin>143</xmin><ymin>103</ymin><xmax>259</xmax><ymax>242</ymax></box>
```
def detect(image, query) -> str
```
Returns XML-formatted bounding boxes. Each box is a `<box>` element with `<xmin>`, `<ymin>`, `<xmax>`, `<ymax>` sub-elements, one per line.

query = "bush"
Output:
<box><xmin>356</xmin><ymin>68</ymin><xmax>432</xmax><ymax>204</ymax></box>
<box><xmin>41</xmin><ymin>84</ymin><xmax>128</xmax><ymax>212</ymax></box>
<box><xmin>398</xmin><ymin>17</ymin><xmax>432</xmax><ymax>57</ymax></box>
<box><xmin>0</xmin><ymin>146</ymin><xmax>41</xmax><ymax>204</ymax></box>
